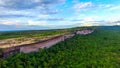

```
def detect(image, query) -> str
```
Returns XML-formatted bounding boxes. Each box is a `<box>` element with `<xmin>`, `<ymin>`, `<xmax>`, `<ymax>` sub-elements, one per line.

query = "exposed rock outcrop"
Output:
<box><xmin>0</xmin><ymin>29</ymin><xmax>94</xmax><ymax>58</ymax></box>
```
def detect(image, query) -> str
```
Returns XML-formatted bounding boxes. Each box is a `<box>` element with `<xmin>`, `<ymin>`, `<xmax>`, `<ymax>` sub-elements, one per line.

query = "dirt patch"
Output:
<box><xmin>0</xmin><ymin>35</ymin><xmax>62</xmax><ymax>48</ymax></box>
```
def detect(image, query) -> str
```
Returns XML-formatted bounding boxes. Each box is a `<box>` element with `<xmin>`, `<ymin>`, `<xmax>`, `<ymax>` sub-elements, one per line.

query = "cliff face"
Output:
<box><xmin>20</xmin><ymin>34</ymin><xmax>75</xmax><ymax>53</ymax></box>
<box><xmin>0</xmin><ymin>35</ymin><xmax>63</xmax><ymax>49</ymax></box>
<box><xmin>0</xmin><ymin>34</ymin><xmax>75</xmax><ymax>57</ymax></box>
<box><xmin>76</xmin><ymin>30</ymin><xmax>94</xmax><ymax>35</ymax></box>
<box><xmin>0</xmin><ymin>29</ymin><xmax>94</xmax><ymax>57</ymax></box>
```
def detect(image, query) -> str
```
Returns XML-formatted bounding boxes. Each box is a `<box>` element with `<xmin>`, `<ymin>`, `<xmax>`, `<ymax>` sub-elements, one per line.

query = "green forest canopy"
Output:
<box><xmin>0</xmin><ymin>26</ymin><xmax>120</xmax><ymax>68</ymax></box>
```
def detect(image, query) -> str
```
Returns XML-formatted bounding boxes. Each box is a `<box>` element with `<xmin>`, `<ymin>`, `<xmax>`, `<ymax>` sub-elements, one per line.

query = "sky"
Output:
<box><xmin>0</xmin><ymin>0</ymin><xmax>120</xmax><ymax>31</ymax></box>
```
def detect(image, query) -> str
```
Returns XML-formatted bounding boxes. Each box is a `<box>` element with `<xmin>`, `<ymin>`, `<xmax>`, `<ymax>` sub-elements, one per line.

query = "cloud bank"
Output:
<box><xmin>0</xmin><ymin>0</ymin><xmax>120</xmax><ymax>30</ymax></box>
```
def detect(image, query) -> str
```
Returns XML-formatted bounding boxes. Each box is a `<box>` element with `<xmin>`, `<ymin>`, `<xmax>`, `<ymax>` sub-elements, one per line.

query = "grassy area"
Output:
<box><xmin>0</xmin><ymin>26</ymin><xmax>120</xmax><ymax>68</ymax></box>
<box><xmin>0</xmin><ymin>30</ymin><xmax>67</xmax><ymax>40</ymax></box>
<box><xmin>0</xmin><ymin>29</ymin><xmax>70</xmax><ymax>48</ymax></box>
<box><xmin>0</xmin><ymin>27</ymin><xmax>94</xmax><ymax>40</ymax></box>
<box><xmin>0</xmin><ymin>27</ymin><xmax>93</xmax><ymax>49</ymax></box>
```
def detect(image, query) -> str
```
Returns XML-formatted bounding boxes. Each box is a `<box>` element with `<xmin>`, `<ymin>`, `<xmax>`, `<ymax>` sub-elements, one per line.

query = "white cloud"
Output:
<box><xmin>83</xmin><ymin>17</ymin><xmax>96</xmax><ymax>21</ymax></box>
<box><xmin>37</xmin><ymin>15</ymin><xmax>50</xmax><ymax>19</ymax></box>
<box><xmin>98</xmin><ymin>4</ymin><xmax>112</xmax><ymax>8</ymax></box>
<box><xmin>82</xmin><ymin>22</ymin><xmax>95</xmax><ymax>26</ymax></box>
<box><xmin>98</xmin><ymin>4</ymin><xmax>120</xmax><ymax>11</ymax></box>
<box><xmin>33</xmin><ymin>0</ymin><xmax>41</xmax><ymax>3</ymax></box>
<box><xmin>73</xmin><ymin>2</ymin><xmax>94</xmax><ymax>12</ymax></box>
<box><xmin>0</xmin><ymin>0</ymin><xmax>5</xmax><ymax>5</ymax></box>
<box><xmin>27</xmin><ymin>20</ymin><xmax>57</xmax><ymax>28</ymax></box>
<box><xmin>1</xmin><ymin>21</ymin><xmax>20</xmax><ymax>25</ymax></box>
<box><xmin>28</xmin><ymin>20</ymin><xmax>47</xmax><ymax>26</ymax></box>
<box><xmin>80</xmin><ymin>16</ymin><xmax>100</xmax><ymax>26</ymax></box>
<box><xmin>109</xmin><ymin>5</ymin><xmax>120</xmax><ymax>11</ymax></box>
<box><xmin>0</xmin><ymin>0</ymin><xmax>65</xmax><ymax>20</ymax></box>
<box><xmin>0</xmin><ymin>0</ymin><xmax>65</xmax><ymax>10</ymax></box>
<box><xmin>27</xmin><ymin>20</ymin><xmax>78</xmax><ymax>28</ymax></box>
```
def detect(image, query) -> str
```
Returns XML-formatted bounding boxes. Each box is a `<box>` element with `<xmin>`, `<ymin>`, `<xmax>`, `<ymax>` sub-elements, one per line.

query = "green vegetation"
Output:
<box><xmin>0</xmin><ymin>26</ymin><xmax>120</xmax><ymax>68</ymax></box>
<box><xmin>0</xmin><ymin>27</ymin><xmax>93</xmax><ymax>40</ymax></box>
<box><xmin>0</xmin><ymin>49</ymin><xmax>3</xmax><ymax>56</ymax></box>
<box><xmin>0</xmin><ymin>30</ymin><xmax>67</xmax><ymax>40</ymax></box>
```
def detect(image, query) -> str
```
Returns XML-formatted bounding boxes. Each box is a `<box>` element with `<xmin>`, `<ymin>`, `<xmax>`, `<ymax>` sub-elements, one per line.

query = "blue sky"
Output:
<box><xmin>0</xmin><ymin>0</ymin><xmax>120</xmax><ymax>30</ymax></box>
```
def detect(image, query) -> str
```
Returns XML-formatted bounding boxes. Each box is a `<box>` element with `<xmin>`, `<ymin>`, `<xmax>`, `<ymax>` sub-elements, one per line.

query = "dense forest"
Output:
<box><xmin>0</xmin><ymin>26</ymin><xmax>120</xmax><ymax>68</ymax></box>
